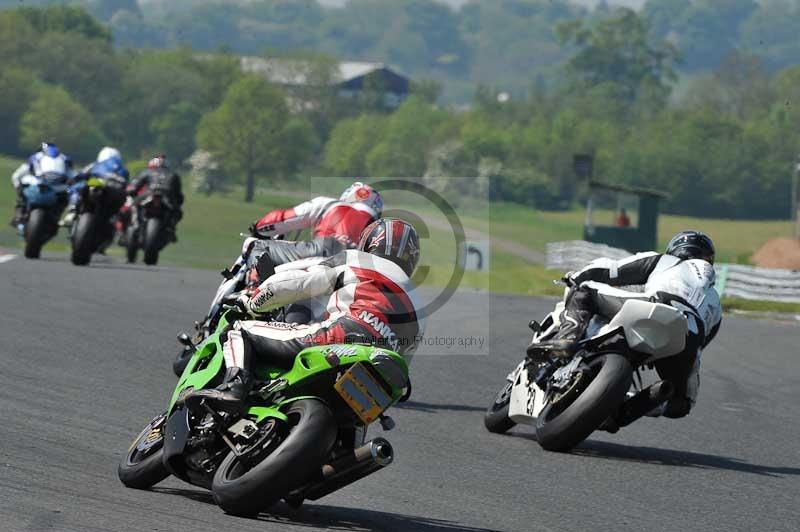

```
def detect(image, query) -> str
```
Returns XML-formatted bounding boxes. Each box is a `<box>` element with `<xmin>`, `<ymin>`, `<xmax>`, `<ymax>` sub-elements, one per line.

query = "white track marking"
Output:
<box><xmin>0</xmin><ymin>254</ymin><xmax>17</xmax><ymax>264</ymax></box>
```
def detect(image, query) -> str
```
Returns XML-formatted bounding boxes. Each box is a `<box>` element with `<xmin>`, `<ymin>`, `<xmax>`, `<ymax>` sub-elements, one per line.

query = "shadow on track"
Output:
<box><xmin>150</xmin><ymin>487</ymin><xmax>505</xmax><ymax>532</ymax></box>
<box><xmin>395</xmin><ymin>400</ymin><xmax>485</xmax><ymax>413</ymax></box>
<box><xmin>84</xmin><ymin>262</ymin><xmax>157</xmax><ymax>272</ymax></box>
<box><xmin>571</xmin><ymin>440</ymin><xmax>800</xmax><ymax>478</ymax></box>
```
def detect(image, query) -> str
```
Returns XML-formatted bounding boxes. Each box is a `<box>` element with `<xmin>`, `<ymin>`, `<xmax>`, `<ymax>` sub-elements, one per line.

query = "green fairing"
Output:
<box><xmin>167</xmin><ymin>311</ymin><xmax>409</xmax><ymax>423</ymax></box>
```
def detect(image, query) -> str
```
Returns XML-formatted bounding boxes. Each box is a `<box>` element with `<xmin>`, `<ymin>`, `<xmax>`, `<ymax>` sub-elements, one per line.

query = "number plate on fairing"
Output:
<box><xmin>508</xmin><ymin>365</ymin><xmax>547</xmax><ymax>424</ymax></box>
<box><xmin>334</xmin><ymin>363</ymin><xmax>392</xmax><ymax>424</ymax></box>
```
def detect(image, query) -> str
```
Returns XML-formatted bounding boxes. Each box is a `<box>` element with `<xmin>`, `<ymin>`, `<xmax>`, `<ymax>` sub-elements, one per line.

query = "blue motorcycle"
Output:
<box><xmin>19</xmin><ymin>172</ymin><xmax>69</xmax><ymax>259</ymax></box>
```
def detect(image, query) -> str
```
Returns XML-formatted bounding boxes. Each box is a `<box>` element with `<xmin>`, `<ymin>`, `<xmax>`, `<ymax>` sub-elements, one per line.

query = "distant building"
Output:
<box><xmin>240</xmin><ymin>57</ymin><xmax>410</xmax><ymax>109</ymax></box>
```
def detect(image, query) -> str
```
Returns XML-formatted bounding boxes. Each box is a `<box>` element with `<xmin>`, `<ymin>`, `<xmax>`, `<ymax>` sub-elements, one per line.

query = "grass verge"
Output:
<box><xmin>1</xmin><ymin>156</ymin><xmax>796</xmax><ymax>312</ymax></box>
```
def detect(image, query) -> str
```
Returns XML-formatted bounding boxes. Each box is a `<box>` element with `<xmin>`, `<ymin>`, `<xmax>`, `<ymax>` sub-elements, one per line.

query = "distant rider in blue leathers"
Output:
<box><xmin>10</xmin><ymin>142</ymin><xmax>75</xmax><ymax>228</ymax></box>
<box><xmin>61</xmin><ymin>146</ymin><xmax>130</xmax><ymax>226</ymax></box>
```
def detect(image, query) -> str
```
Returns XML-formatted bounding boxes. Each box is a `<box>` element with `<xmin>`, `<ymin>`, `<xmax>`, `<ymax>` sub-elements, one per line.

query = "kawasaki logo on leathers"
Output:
<box><xmin>358</xmin><ymin>311</ymin><xmax>398</xmax><ymax>351</ymax></box>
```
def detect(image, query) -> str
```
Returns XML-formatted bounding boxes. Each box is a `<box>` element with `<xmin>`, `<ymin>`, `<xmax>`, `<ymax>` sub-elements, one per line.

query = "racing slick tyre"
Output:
<box><xmin>118</xmin><ymin>416</ymin><xmax>170</xmax><ymax>489</ymax></box>
<box><xmin>211</xmin><ymin>399</ymin><xmax>337</xmax><ymax>517</ymax></box>
<box><xmin>484</xmin><ymin>380</ymin><xmax>516</xmax><ymax>434</ymax></box>
<box><xmin>71</xmin><ymin>212</ymin><xmax>96</xmax><ymax>266</ymax></box>
<box><xmin>23</xmin><ymin>208</ymin><xmax>48</xmax><ymax>259</ymax></box>
<box><xmin>143</xmin><ymin>217</ymin><xmax>162</xmax><ymax>266</ymax></box>
<box><xmin>125</xmin><ymin>226</ymin><xmax>138</xmax><ymax>264</ymax></box>
<box><xmin>535</xmin><ymin>354</ymin><xmax>632</xmax><ymax>452</ymax></box>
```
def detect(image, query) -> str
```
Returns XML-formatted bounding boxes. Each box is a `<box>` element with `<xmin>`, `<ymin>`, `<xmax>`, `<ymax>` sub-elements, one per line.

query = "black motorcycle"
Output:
<box><xmin>70</xmin><ymin>175</ymin><xmax>127</xmax><ymax>266</ymax></box>
<box><xmin>123</xmin><ymin>184</ymin><xmax>175</xmax><ymax>266</ymax></box>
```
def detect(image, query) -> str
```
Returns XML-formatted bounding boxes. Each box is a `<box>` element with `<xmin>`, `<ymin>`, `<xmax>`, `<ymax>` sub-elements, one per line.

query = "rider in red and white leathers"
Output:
<box><xmin>186</xmin><ymin>218</ymin><xmax>424</xmax><ymax>412</ymax></box>
<box><xmin>245</xmin><ymin>182</ymin><xmax>383</xmax><ymax>270</ymax></box>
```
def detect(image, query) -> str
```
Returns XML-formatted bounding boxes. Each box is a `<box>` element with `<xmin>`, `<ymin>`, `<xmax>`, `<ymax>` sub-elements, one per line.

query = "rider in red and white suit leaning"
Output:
<box><xmin>186</xmin><ymin>218</ymin><xmax>425</xmax><ymax>412</ymax></box>
<box><xmin>243</xmin><ymin>182</ymin><xmax>383</xmax><ymax>274</ymax></box>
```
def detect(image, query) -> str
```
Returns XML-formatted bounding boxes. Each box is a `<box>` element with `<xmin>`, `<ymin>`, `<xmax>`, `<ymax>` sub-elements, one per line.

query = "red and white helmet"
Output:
<box><xmin>340</xmin><ymin>182</ymin><xmax>383</xmax><ymax>215</ymax></box>
<box><xmin>358</xmin><ymin>218</ymin><xmax>420</xmax><ymax>277</ymax></box>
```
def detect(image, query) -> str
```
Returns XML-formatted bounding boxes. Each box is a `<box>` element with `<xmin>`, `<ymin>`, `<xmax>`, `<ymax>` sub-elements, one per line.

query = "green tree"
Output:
<box><xmin>29</xmin><ymin>32</ymin><xmax>123</xmax><ymax>121</ymax></box>
<box><xmin>19</xmin><ymin>85</ymin><xmax>106</xmax><ymax>160</ymax></box>
<box><xmin>17</xmin><ymin>5</ymin><xmax>111</xmax><ymax>42</ymax></box>
<box><xmin>0</xmin><ymin>67</ymin><xmax>38</xmax><ymax>155</ymax></box>
<box><xmin>365</xmin><ymin>97</ymin><xmax>447</xmax><ymax>177</ymax></box>
<box><xmin>672</xmin><ymin>0</ymin><xmax>757</xmax><ymax>71</ymax></box>
<box><xmin>150</xmin><ymin>102</ymin><xmax>203</xmax><ymax>165</ymax></box>
<box><xmin>324</xmin><ymin>114</ymin><xmax>386</xmax><ymax>176</ymax></box>
<box><xmin>557</xmin><ymin>8</ymin><xmax>678</xmax><ymax>104</ymax></box>
<box><xmin>196</xmin><ymin>76</ymin><xmax>312</xmax><ymax>202</ymax></box>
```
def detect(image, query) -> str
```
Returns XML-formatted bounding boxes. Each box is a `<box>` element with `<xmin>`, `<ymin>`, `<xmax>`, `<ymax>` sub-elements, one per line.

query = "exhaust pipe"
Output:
<box><xmin>290</xmin><ymin>438</ymin><xmax>393</xmax><ymax>501</ymax></box>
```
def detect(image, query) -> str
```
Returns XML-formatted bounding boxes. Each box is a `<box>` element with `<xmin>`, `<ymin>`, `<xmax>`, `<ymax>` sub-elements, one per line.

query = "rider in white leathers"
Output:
<box><xmin>535</xmin><ymin>231</ymin><xmax>722</xmax><ymax>420</ymax></box>
<box><xmin>10</xmin><ymin>143</ymin><xmax>75</xmax><ymax>227</ymax></box>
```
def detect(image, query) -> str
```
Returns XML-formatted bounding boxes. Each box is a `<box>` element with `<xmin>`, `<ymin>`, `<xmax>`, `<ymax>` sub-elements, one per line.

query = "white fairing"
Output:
<box><xmin>508</xmin><ymin>362</ymin><xmax>548</xmax><ymax>424</ymax></box>
<box><xmin>600</xmin><ymin>299</ymin><xmax>687</xmax><ymax>361</ymax></box>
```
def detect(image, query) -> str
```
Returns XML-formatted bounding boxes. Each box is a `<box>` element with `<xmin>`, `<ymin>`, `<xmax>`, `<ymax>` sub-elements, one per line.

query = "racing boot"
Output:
<box><xmin>9</xmin><ymin>196</ymin><xmax>25</xmax><ymax>229</ymax></box>
<box><xmin>185</xmin><ymin>329</ymin><xmax>254</xmax><ymax>413</ymax></box>
<box><xmin>59</xmin><ymin>205</ymin><xmax>76</xmax><ymax>227</ymax></box>
<box><xmin>527</xmin><ymin>287</ymin><xmax>593</xmax><ymax>360</ymax></box>
<box><xmin>185</xmin><ymin>366</ymin><xmax>254</xmax><ymax>413</ymax></box>
<box><xmin>600</xmin><ymin>380</ymin><xmax>675</xmax><ymax>432</ymax></box>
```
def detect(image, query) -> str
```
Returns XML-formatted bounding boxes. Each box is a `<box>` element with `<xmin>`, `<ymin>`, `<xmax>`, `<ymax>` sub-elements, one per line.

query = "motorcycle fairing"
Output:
<box><xmin>168</xmin><ymin>311</ymin><xmax>409</xmax><ymax>423</ymax></box>
<box><xmin>595</xmin><ymin>299</ymin><xmax>687</xmax><ymax>362</ymax></box>
<box><xmin>508</xmin><ymin>361</ymin><xmax>548</xmax><ymax>424</ymax></box>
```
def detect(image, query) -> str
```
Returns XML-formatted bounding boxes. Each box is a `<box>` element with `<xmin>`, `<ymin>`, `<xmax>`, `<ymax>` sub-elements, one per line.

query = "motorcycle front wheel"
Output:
<box><xmin>535</xmin><ymin>354</ymin><xmax>632</xmax><ymax>452</ymax></box>
<box><xmin>71</xmin><ymin>212</ymin><xmax>96</xmax><ymax>266</ymax></box>
<box><xmin>24</xmin><ymin>208</ymin><xmax>49</xmax><ymax>259</ymax></box>
<box><xmin>118</xmin><ymin>415</ymin><xmax>170</xmax><ymax>489</ymax></box>
<box><xmin>211</xmin><ymin>399</ymin><xmax>337</xmax><ymax>517</ymax></box>
<box><xmin>484</xmin><ymin>380</ymin><xmax>516</xmax><ymax>434</ymax></box>
<box><xmin>172</xmin><ymin>345</ymin><xmax>193</xmax><ymax>377</ymax></box>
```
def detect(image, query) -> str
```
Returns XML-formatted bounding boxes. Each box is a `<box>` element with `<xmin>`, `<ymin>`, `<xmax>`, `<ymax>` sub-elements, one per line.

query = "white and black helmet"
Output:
<box><xmin>666</xmin><ymin>230</ymin><xmax>715</xmax><ymax>264</ymax></box>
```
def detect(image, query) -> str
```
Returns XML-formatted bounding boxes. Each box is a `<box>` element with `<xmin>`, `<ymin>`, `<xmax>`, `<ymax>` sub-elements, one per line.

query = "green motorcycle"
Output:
<box><xmin>118</xmin><ymin>310</ymin><xmax>410</xmax><ymax>516</ymax></box>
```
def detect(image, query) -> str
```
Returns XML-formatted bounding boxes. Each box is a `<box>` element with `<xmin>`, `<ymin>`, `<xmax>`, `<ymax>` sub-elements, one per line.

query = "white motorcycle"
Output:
<box><xmin>485</xmin><ymin>283</ymin><xmax>689</xmax><ymax>452</ymax></box>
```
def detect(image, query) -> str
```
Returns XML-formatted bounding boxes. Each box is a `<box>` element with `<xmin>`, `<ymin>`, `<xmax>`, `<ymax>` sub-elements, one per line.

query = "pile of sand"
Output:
<box><xmin>751</xmin><ymin>237</ymin><xmax>800</xmax><ymax>270</ymax></box>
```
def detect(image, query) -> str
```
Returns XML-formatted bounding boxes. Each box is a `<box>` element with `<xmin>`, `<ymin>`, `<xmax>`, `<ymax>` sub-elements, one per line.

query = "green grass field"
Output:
<box><xmin>457</xmin><ymin>201</ymin><xmax>793</xmax><ymax>265</ymax></box>
<box><xmin>1</xmin><ymin>156</ymin><xmax>795</xmax><ymax>310</ymax></box>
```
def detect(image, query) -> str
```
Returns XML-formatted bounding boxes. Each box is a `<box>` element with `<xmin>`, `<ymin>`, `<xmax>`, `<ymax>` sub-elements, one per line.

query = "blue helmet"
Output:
<box><xmin>42</xmin><ymin>142</ymin><xmax>60</xmax><ymax>158</ymax></box>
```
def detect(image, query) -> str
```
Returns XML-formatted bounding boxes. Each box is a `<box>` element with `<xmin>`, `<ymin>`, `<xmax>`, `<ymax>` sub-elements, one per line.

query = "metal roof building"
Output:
<box><xmin>240</xmin><ymin>57</ymin><xmax>410</xmax><ymax>108</ymax></box>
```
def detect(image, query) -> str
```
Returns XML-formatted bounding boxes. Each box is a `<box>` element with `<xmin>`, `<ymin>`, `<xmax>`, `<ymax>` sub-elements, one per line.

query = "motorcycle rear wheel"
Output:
<box><xmin>125</xmin><ymin>226</ymin><xmax>138</xmax><ymax>264</ymax></box>
<box><xmin>143</xmin><ymin>217</ymin><xmax>162</xmax><ymax>266</ymax></box>
<box><xmin>211</xmin><ymin>399</ymin><xmax>337</xmax><ymax>517</ymax></box>
<box><xmin>535</xmin><ymin>354</ymin><xmax>632</xmax><ymax>452</ymax></box>
<box><xmin>71</xmin><ymin>212</ymin><xmax>96</xmax><ymax>266</ymax></box>
<box><xmin>24</xmin><ymin>208</ymin><xmax>49</xmax><ymax>259</ymax></box>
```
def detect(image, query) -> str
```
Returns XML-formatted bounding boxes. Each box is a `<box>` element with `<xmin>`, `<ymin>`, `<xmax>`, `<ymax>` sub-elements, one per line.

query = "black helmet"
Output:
<box><xmin>666</xmin><ymin>230</ymin><xmax>715</xmax><ymax>264</ymax></box>
<box><xmin>358</xmin><ymin>218</ymin><xmax>420</xmax><ymax>277</ymax></box>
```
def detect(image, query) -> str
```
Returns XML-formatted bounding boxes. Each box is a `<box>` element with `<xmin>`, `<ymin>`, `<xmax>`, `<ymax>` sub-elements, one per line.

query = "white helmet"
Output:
<box><xmin>340</xmin><ymin>182</ymin><xmax>383</xmax><ymax>215</ymax></box>
<box><xmin>97</xmin><ymin>146</ymin><xmax>121</xmax><ymax>163</ymax></box>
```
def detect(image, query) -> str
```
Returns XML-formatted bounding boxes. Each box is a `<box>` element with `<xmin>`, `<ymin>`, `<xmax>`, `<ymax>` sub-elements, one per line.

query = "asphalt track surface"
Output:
<box><xmin>1</xmin><ymin>253</ymin><xmax>798</xmax><ymax>532</ymax></box>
